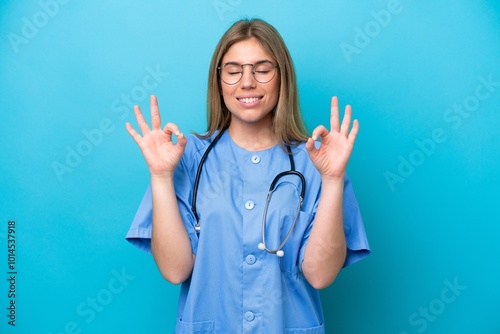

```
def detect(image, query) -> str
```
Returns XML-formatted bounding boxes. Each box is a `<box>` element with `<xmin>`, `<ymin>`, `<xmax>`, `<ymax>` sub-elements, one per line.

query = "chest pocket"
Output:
<box><xmin>274</xmin><ymin>207</ymin><xmax>313</xmax><ymax>274</ymax></box>
<box><xmin>175</xmin><ymin>318</ymin><xmax>214</xmax><ymax>333</ymax></box>
<box><xmin>261</xmin><ymin>176</ymin><xmax>313</xmax><ymax>274</ymax></box>
<box><xmin>285</xmin><ymin>323</ymin><xmax>324</xmax><ymax>333</ymax></box>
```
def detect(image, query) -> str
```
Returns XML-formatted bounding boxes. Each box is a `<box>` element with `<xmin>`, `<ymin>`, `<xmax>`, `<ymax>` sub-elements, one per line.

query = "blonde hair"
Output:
<box><xmin>200</xmin><ymin>18</ymin><xmax>309</xmax><ymax>147</ymax></box>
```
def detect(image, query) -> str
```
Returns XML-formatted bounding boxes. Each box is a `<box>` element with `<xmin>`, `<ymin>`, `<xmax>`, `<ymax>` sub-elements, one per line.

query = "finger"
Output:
<box><xmin>340</xmin><ymin>105</ymin><xmax>352</xmax><ymax>136</ymax></box>
<box><xmin>163</xmin><ymin>122</ymin><xmax>182</xmax><ymax>137</ymax></box>
<box><xmin>330</xmin><ymin>96</ymin><xmax>340</xmax><ymax>132</ymax></box>
<box><xmin>134</xmin><ymin>105</ymin><xmax>151</xmax><ymax>134</ymax></box>
<box><xmin>348</xmin><ymin>119</ymin><xmax>359</xmax><ymax>144</ymax></box>
<box><xmin>150</xmin><ymin>95</ymin><xmax>161</xmax><ymax>131</ymax></box>
<box><xmin>311</xmin><ymin>125</ymin><xmax>329</xmax><ymax>141</ymax></box>
<box><xmin>125</xmin><ymin>122</ymin><xmax>143</xmax><ymax>145</ymax></box>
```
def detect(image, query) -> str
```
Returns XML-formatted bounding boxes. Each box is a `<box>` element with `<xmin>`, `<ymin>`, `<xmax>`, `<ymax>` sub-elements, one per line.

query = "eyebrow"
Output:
<box><xmin>222</xmin><ymin>59</ymin><xmax>273</xmax><ymax>65</ymax></box>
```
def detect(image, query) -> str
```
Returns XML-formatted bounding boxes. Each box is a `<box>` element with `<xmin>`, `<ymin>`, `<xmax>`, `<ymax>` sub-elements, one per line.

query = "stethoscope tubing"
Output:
<box><xmin>259</xmin><ymin>189</ymin><xmax>304</xmax><ymax>256</ymax></box>
<box><xmin>192</xmin><ymin>126</ymin><xmax>228</xmax><ymax>231</ymax></box>
<box><xmin>191</xmin><ymin>127</ymin><xmax>306</xmax><ymax>257</ymax></box>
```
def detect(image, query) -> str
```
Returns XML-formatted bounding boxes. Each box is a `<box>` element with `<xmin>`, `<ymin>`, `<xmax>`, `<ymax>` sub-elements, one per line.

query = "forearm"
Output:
<box><xmin>150</xmin><ymin>174</ymin><xmax>195</xmax><ymax>284</ymax></box>
<box><xmin>302</xmin><ymin>178</ymin><xmax>346</xmax><ymax>290</ymax></box>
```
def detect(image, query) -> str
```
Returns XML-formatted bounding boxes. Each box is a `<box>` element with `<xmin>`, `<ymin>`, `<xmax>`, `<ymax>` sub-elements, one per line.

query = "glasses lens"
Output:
<box><xmin>221</xmin><ymin>63</ymin><xmax>242</xmax><ymax>85</ymax></box>
<box><xmin>253</xmin><ymin>61</ymin><xmax>276</xmax><ymax>83</ymax></box>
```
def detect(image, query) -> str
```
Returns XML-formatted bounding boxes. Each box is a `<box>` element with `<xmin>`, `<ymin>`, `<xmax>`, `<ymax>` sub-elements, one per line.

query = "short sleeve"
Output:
<box><xmin>172</xmin><ymin>156</ymin><xmax>200</xmax><ymax>254</ymax></box>
<box><xmin>125</xmin><ymin>143</ymin><xmax>200</xmax><ymax>255</ymax></box>
<box><xmin>342</xmin><ymin>175</ymin><xmax>370</xmax><ymax>267</ymax></box>
<box><xmin>125</xmin><ymin>184</ymin><xmax>153</xmax><ymax>253</ymax></box>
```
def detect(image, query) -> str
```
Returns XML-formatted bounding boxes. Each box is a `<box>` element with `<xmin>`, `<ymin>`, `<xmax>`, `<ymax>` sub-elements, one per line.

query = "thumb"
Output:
<box><xmin>177</xmin><ymin>133</ymin><xmax>187</xmax><ymax>150</ymax></box>
<box><xmin>305</xmin><ymin>138</ymin><xmax>319</xmax><ymax>162</ymax></box>
<box><xmin>305</xmin><ymin>137</ymin><xmax>316</xmax><ymax>152</ymax></box>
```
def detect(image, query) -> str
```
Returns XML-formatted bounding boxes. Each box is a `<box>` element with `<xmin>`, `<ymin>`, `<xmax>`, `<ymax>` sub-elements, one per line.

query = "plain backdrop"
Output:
<box><xmin>1</xmin><ymin>1</ymin><xmax>499</xmax><ymax>333</ymax></box>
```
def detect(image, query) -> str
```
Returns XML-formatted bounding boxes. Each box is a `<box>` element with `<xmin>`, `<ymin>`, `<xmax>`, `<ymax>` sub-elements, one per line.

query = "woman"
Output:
<box><xmin>126</xmin><ymin>18</ymin><xmax>370</xmax><ymax>333</ymax></box>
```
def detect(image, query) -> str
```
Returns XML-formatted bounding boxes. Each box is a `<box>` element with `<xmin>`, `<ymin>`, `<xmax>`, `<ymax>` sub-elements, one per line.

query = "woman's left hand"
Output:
<box><xmin>305</xmin><ymin>96</ymin><xmax>359</xmax><ymax>181</ymax></box>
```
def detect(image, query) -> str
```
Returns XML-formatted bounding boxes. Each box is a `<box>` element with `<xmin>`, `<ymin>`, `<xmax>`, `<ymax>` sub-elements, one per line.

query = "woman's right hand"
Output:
<box><xmin>126</xmin><ymin>95</ymin><xmax>187</xmax><ymax>177</ymax></box>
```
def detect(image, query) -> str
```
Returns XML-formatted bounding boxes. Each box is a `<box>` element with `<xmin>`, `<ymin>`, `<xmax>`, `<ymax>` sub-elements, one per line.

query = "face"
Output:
<box><xmin>220</xmin><ymin>38</ymin><xmax>280</xmax><ymax>129</ymax></box>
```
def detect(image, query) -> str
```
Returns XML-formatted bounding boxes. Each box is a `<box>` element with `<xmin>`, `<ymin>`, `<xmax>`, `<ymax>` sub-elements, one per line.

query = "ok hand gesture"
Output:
<box><xmin>126</xmin><ymin>95</ymin><xmax>187</xmax><ymax>177</ymax></box>
<box><xmin>305</xmin><ymin>96</ymin><xmax>359</xmax><ymax>181</ymax></box>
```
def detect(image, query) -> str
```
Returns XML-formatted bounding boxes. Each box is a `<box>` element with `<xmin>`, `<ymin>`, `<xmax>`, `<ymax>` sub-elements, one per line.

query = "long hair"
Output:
<box><xmin>200</xmin><ymin>18</ymin><xmax>309</xmax><ymax>147</ymax></box>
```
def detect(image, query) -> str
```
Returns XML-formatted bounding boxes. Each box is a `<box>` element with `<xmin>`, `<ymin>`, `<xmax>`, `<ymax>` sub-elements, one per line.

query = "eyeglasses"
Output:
<box><xmin>218</xmin><ymin>60</ymin><xmax>279</xmax><ymax>85</ymax></box>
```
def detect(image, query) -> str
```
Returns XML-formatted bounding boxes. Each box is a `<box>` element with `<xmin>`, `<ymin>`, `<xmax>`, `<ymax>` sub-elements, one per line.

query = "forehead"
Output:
<box><xmin>222</xmin><ymin>37</ymin><xmax>274</xmax><ymax>64</ymax></box>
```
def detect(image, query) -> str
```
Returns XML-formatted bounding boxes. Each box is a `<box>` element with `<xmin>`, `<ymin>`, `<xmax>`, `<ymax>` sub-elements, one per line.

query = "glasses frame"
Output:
<box><xmin>218</xmin><ymin>60</ymin><xmax>279</xmax><ymax>85</ymax></box>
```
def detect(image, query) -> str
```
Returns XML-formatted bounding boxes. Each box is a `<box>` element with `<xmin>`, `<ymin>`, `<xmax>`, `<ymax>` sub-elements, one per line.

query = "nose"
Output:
<box><xmin>240</xmin><ymin>64</ymin><xmax>256</xmax><ymax>88</ymax></box>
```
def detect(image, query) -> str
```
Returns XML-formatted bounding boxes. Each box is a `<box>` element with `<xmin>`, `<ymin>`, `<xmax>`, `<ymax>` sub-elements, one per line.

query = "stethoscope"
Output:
<box><xmin>191</xmin><ymin>127</ymin><xmax>306</xmax><ymax>257</ymax></box>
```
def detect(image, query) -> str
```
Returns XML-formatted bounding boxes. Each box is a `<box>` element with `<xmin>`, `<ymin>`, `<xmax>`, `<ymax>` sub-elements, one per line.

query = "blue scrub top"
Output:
<box><xmin>126</xmin><ymin>131</ymin><xmax>370</xmax><ymax>333</ymax></box>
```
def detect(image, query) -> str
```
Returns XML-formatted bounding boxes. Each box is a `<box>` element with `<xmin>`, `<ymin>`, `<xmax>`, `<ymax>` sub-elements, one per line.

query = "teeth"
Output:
<box><xmin>239</xmin><ymin>97</ymin><xmax>260</xmax><ymax>103</ymax></box>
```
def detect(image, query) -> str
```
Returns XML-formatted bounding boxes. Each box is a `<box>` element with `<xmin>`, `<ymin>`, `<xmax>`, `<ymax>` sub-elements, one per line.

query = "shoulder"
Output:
<box><xmin>289</xmin><ymin>141</ymin><xmax>321</xmax><ymax>180</ymax></box>
<box><xmin>180</xmin><ymin>132</ymin><xmax>221</xmax><ymax>169</ymax></box>
<box><xmin>184</xmin><ymin>133</ymin><xmax>210</xmax><ymax>155</ymax></box>
<box><xmin>290</xmin><ymin>141</ymin><xmax>314</xmax><ymax>165</ymax></box>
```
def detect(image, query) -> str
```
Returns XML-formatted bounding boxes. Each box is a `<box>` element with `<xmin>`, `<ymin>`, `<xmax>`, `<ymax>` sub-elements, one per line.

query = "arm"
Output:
<box><xmin>150</xmin><ymin>175</ymin><xmax>195</xmax><ymax>284</ymax></box>
<box><xmin>126</xmin><ymin>95</ymin><xmax>194</xmax><ymax>284</ymax></box>
<box><xmin>302</xmin><ymin>178</ymin><xmax>346</xmax><ymax>289</ymax></box>
<box><xmin>303</xmin><ymin>96</ymin><xmax>358</xmax><ymax>289</ymax></box>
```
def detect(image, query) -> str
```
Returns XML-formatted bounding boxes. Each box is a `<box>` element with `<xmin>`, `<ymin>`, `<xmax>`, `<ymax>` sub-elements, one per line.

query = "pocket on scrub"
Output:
<box><xmin>278</xmin><ymin>208</ymin><xmax>313</xmax><ymax>274</ymax></box>
<box><xmin>175</xmin><ymin>318</ymin><xmax>214</xmax><ymax>333</ymax></box>
<box><xmin>285</xmin><ymin>323</ymin><xmax>324</xmax><ymax>333</ymax></box>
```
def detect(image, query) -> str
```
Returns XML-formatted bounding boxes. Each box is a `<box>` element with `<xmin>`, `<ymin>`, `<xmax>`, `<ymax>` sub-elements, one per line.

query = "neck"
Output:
<box><xmin>228</xmin><ymin>121</ymin><xmax>278</xmax><ymax>152</ymax></box>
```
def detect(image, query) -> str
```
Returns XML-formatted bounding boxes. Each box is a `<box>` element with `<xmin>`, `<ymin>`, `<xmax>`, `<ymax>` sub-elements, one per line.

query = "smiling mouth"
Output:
<box><xmin>237</xmin><ymin>97</ymin><xmax>262</xmax><ymax>103</ymax></box>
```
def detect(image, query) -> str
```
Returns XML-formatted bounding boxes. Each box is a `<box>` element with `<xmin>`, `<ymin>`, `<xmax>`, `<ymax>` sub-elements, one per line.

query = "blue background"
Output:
<box><xmin>1</xmin><ymin>1</ymin><xmax>499</xmax><ymax>333</ymax></box>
